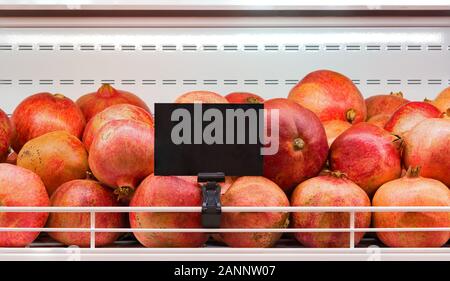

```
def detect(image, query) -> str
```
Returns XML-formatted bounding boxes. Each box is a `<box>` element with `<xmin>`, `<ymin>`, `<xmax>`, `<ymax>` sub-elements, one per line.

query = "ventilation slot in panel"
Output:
<box><xmin>182</xmin><ymin>45</ymin><xmax>197</xmax><ymax>51</ymax></box>
<box><xmin>59</xmin><ymin>44</ymin><xmax>74</xmax><ymax>51</ymax></box>
<box><xmin>142</xmin><ymin>45</ymin><xmax>156</xmax><ymax>51</ymax></box>
<box><xmin>38</xmin><ymin>45</ymin><xmax>54</xmax><ymax>51</ymax></box>
<box><xmin>18</xmin><ymin>44</ymin><xmax>33</xmax><ymax>51</ymax></box>
<box><xmin>0</xmin><ymin>44</ymin><xmax>12</xmax><ymax>51</ymax></box>
<box><xmin>325</xmin><ymin>45</ymin><xmax>340</xmax><ymax>51</ymax></box>
<box><xmin>100</xmin><ymin>45</ymin><xmax>115</xmax><ymax>51</ymax></box>
<box><xmin>80</xmin><ymin>45</ymin><xmax>95</xmax><ymax>51</ymax></box>
<box><xmin>182</xmin><ymin>80</ymin><xmax>197</xmax><ymax>85</ymax></box>
<box><xmin>18</xmin><ymin>79</ymin><xmax>32</xmax><ymax>85</ymax></box>
<box><xmin>285</xmin><ymin>45</ymin><xmax>299</xmax><ymax>51</ymax></box>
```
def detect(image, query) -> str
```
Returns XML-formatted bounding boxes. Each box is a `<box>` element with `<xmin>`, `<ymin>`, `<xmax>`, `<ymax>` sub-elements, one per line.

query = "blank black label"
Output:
<box><xmin>154</xmin><ymin>103</ymin><xmax>263</xmax><ymax>176</ymax></box>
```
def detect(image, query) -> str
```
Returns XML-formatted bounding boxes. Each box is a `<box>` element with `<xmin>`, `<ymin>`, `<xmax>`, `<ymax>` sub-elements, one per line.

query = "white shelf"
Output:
<box><xmin>0</xmin><ymin>1</ymin><xmax>449</xmax><ymax>11</ymax></box>
<box><xmin>1</xmin><ymin>238</ymin><xmax>449</xmax><ymax>261</ymax></box>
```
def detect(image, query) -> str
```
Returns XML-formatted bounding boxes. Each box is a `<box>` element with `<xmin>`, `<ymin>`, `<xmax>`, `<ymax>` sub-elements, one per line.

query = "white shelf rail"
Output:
<box><xmin>1</xmin><ymin>206</ymin><xmax>449</xmax><ymax>250</ymax></box>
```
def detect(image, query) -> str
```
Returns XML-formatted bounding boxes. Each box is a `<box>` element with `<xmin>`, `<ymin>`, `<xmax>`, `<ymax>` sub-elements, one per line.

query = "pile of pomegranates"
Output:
<box><xmin>0</xmin><ymin>69</ymin><xmax>448</xmax><ymax>249</ymax></box>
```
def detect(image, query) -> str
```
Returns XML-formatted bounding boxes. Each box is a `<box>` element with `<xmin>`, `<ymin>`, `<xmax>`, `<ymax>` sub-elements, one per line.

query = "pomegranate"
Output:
<box><xmin>219</xmin><ymin>176</ymin><xmax>289</xmax><ymax>248</ymax></box>
<box><xmin>402</xmin><ymin>118</ymin><xmax>450</xmax><ymax>186</ymax></box>
<box><xmin>263</xmin><ymin>98</ymin><xmax>329</xmax><ymax>194</ymax></box>
<box><xmin>373</xmin><ymin>167</ymin><xmax>450</xmax><ymax>247</ymax></box>
<box><xmin>47</xmin><ymin>179</ymin><xmax>125</xmax><ymax>247</ymax></box>
<box><xmin>225</xmin><ymin>92</ymin><xmax>264</xmax><ymax>104</ymax></box>
<box><xmin>76</xmin><ymin>84</ymin><xmax>150</xmax><ymax>122</ymax></box>
<box><xmin>0</xmin><ymin>163</ymin><xmax>49</xmax><ymax>247</ymax></box>
<box><xmin>12</xmin><ymin>93</ymin><xmax>85</xmax><ymax>151</ymax></box>
<box><xmin>0</xmin><ymin>109</ymin><xmax>12</xmax><ymax>162</ymax></box>
<box><xmin>322</xmin><ymin>120</ymin><xmax>352</xmax><ymax>146</ymax></box>
<box><xmin>426</xmin><ymin>87</ymin><xmax>450</xmax><ymax>114</ymax></box>
<box><xmin>129</xmin><ymin>175</ymin><xmax>207</xmax><ymax>247</ymax></box>
<box><xmin>17</xmin><ymin>131</ymin><xmax>89</xmax><ymax>196</ymax></box>
<box><xmin>367</xmin><ymin>114</ymin><xmax>391</xmax><ymax>128</ymax></box>
<box><xmin>89</xmin><ymin>119</ymin><xmax>154</xmax><ymax>200</ymax></box>
<box><xmin>365</xmin><ymin>91</ymin><xmax>409</xmax><ymax>119</ymax></box>
<box><xmin>83</xmin><ymin>104</ymin><xmax>154</xmax><ymax>152</ymax></box>
<box><xmin>175</xmin><ymin>91</ymin><xmax>228</xmax><ymax>103</ymax></box>
<box><xmin>384</xmin><ymin>101</ymin><xmax>441</xmax><ymax>136</ymax></box>
<box><xmin>330</xmin><ymin>123</ymin><xmax>402</xmax><ymax>197</ymax></box>
<box><xmin>291</xmin><ymin>172</ymin><xmax>371</xmax><ymax>248</ymax></box>
<box><xmin>288</xmin><ymin>70</ymin><xmax>366</xmax><ymax>124</ymax></box>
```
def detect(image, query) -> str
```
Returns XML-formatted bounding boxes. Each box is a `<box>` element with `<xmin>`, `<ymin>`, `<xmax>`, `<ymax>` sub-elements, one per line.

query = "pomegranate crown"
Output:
<box><xmin>405</xmin><ymin>166</ymin><xmax>421</xmax><ymax>178</ymax></box>
<box><xmin>97</xmin><ymin>83</ymin><xmax>118</xmax><ymax>97</ymax></box>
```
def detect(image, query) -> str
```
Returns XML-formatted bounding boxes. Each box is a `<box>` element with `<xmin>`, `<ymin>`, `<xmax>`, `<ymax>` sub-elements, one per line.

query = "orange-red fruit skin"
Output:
<box><xmin>47</xmin><ymin>179</ymin><xmax>126</xmax><ymax>247</ymax></box>
<box><xmin>83</xmin><ymin>104</ymin><xmax>154</xmax><ymax>152</ymax></box>
<box><xmin>402</xmin><ymin>118</ymin><xmax>450</xmax><ymax>186</ymax></box>
<box><xmin>291</xmin><ymin>175</ymin><xmax>371</xmax><ymax>248</ymax></box>
<box><xmin>365</xmin><ymin>93</ymin><xmax>409</xmax><ymax>119</ymax></box>
<box><xmin>322</xmin><ymin>120</ymin><xmax>352</xmax><ymax>146</ymax></box>
<box><xmin>12</xmin><ymin>93</ymin><xmax>86</xmax><ymax>151</ymax></box>
<box><xmin>0</xmin><ymin>109</ymin><xmax>12</xmax><ymax>162</ymax></box>
<box><xmin>330</xmin><ymin>123</ymin><xmax>402</xmax><ymax>197</ymax></box>
<box><xmin>219</xmin><ymin>176</ymin><xmax>289</xmax><ymax>248</ymax></box>
<box><xmin>0</xmin><ymin>163</ymin><xmax>49</xmax><ymax>247</ymax></box>
<box><xmin>373</xmin><ymin>175</ymin><xmax>450</xmax><ymax>247</ymax></box>
<box><xmin>175</xmin><ymin>91</ymin><xmax>228</xmax><ymax>103</ymax></box>
<box><xmin>431</xmin><ymin>86</ymin><xmax>450</xmax><ymax>113</ymax></box>
<box><xmin>225</xmin><ymin>92</ymin><xmax>264</xmax><ymax>104</ymax></box>
<box><xmin>89</xmin><ymin>119</ymin><xmax>154</xmax><ymax>191</ymax></box>
<box><xmin>76</xmin><ymin>84</ymin><xmax>150</xmax><ymax>122</ymax></box>
<box><xmin>129</xmin><ymin>175</ymin><xmax>207</xmax><ymax>247</ymax></box>
<box><xmin>384</xmin><ymin>101</ymin><xmax>441</xmax><ymax>136</ymax></box>
<box><xmin>263</xmin><ymin>98</ymin><xmax>329</xmax><ymax>194</ymax></box>
<box><xmin>367</xmin><ymin>114</ymin><xmax>391</xmax><ymax>128</ymax></box>
<box><xmin>288</xmin><ymin>70</ymin><xmax>366</xmax><ymax>123</ymax></box>
<box><xmin>17</xmin><ymin>131</ymin><xmax>89</xmax><ymax>196</ymax></box>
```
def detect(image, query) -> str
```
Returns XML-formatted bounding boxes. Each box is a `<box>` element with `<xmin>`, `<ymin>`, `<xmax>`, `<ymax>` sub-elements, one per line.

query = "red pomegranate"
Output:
<box><xmin>76</xmin><ymin>84</ymin><xmax>150</xmax><ymax>122</ymax></box>
<box><xmin>0</xmin><ymin>109</ymin><xmax>12</xmax><ymax>162</ymax></box>
<box><xmin>322</xmin><ymin>120</ymin><xmax>352</xmax><ymax>146</ymax></box>
<box><xmin>365</xmin><ymin>91</ymin><xmax>409</xmax><ymax>119</ymax></box>
<box><xmin>384</xmin><ymin>101</ymin><xmax>441</xmax><ymax>136</ymax></box>
<box><xmin>17</xmin><ymin>131</ymin><xmax>89</xmax><ymax>196</ymax></box>
<box><xmin>0</xmin><ymin>163</ymin><xmax>49</xmax><ymax>247</ymax></box>
<box><xmin>263</xmin><ymin>98</ymin><xmax>329</xmax><ymax>194</ymax></box>
<box><xmin>83</xmin><ymin>104</ymin><xmax>154</xmax><ymax>152</ymax></box>
<box><xmin>330</xmin><ymin>123</ymin><xmax>402</xmax><ymax>197</ymax></box>
<box><xmin>175</xmin><ymin>91</ymin><xmax>228</xmax><ymax>103</ymax></box>
<box><xmin>129</xmin><ymin>175</ymin><xmax>207</xmax><ymax>247</ymax></box>
<box><xmin>402</xmin><ymin>118</ymin><xmax>450</xmax><ymax>186</ymax></box>
<box><xmin>12</xmin><ymin>93</ymin><xmax>85</xmax><ymax>151</ymax></box>
<box><xmin>89</xmin><ymin>119</ymin><xmax>154</xmax><ymax>200</ymax></box>
<box><xmin>291</xmin><ymin>172</ymin><xmax>371</xmax><ymax>248</ymax></box>
<box><xmin>367</xmin><ymin>114</ymin><xmax>391</xmax><ymax>128</ymax></box>
<box><xmin>47</xmin><ymin>179</ymin><xmax>125</xmax><ymax>247</ymax></box>
<box><xmin>288</xmin><ymin>70</ymin><xmax>366</xmax><ymax>124</ymax></box>
<box><xmin>373</xmin><ymin>167</ymin><xmax>450</xmax><ymax>247</ymax></box>
<box><xmin>219</xmin><ymin>176</ymin><xmax>289</xmax><ymax>248</ymax></box>
<box><xmin>225</xmin><ymin>92</ymin><xmax>264</xmax><ymax>104</ymax></box>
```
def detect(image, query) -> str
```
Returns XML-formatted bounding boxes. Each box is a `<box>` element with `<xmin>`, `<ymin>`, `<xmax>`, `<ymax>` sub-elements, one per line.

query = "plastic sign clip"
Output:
<box><xmin>198</xmin><ymin>172</ymin><xmax>224</xmax><ymax>229</ymax></box>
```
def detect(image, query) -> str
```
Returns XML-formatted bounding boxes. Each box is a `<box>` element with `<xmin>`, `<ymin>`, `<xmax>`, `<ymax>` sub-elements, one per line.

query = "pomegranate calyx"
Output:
<box><xmin>246</xmin><ymin>97</ymin><xmax>261</xmax><ymax>104</ymax></box>
<box><xmin>405</xmin><ymin>166</ymin><xmax>421</xmax><ymax>178</ymax></box>
<box><xmin>53</xmin><ymin>93</ymin><xmax>66</xmax><ymax>99</ymax></box>
<box><xmin>390</xmin><ymin>91</ymin><xmax>404</xmax><ymax>98</ymax></box>
<box><xmin>345</xmin><ymin>109</ymin><xmax>356</xmax><ymax>124</ymax></box>
<box><xmin>97</xmin><ymin>83</ymin><xmax>117</xmax><ymax>98</ymax></box>
<box><xmin>114</xmin><ymin>186</ymin><xmax>134</xmax><ymax>201</ymax></box>
<box><xmin>293</xmin><ymin>137</ymin><xmax>305</xmax><ymax>151</ymax></box>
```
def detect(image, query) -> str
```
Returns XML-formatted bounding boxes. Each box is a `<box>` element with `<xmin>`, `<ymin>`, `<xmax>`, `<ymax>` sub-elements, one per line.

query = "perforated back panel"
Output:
<box><xmin>1</xmin><ymin>27</ymin><xmax>450</xmax><ymax>112</ymax></box>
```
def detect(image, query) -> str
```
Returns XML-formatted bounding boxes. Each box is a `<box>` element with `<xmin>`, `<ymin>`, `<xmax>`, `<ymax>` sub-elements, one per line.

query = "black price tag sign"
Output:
<box><xmin>154</xmin><ymin>103</ymin><xmax>264</xmax><ymax>176</ymax></box>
